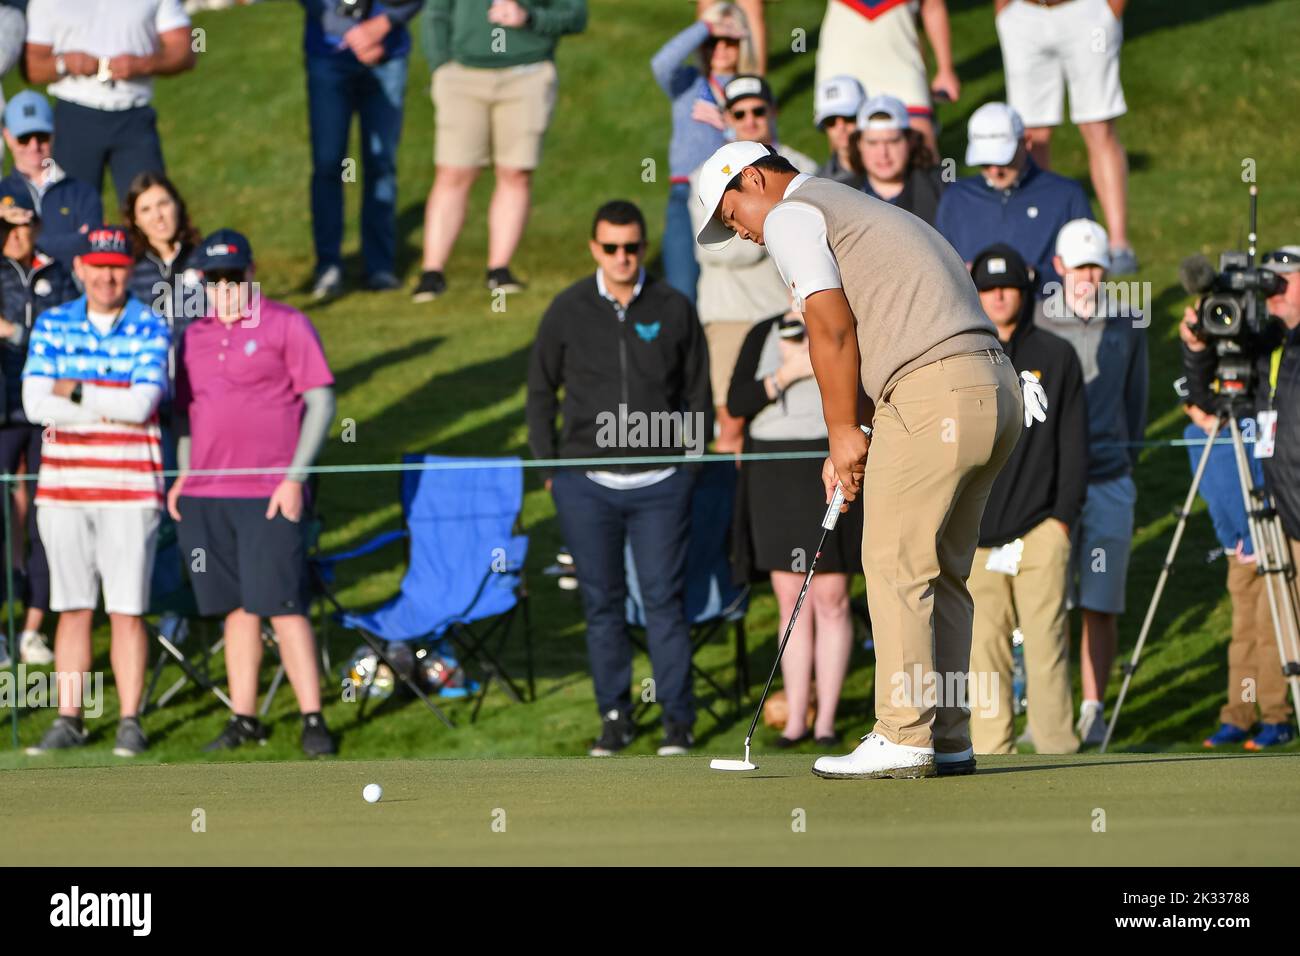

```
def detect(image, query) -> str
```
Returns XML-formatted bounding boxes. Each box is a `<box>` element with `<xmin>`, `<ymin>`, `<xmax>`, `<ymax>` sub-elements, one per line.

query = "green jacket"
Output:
<box><xmin>422</xmin><ymin>0</ymin><xmax>587</xmax><ymax>71</ymax></box>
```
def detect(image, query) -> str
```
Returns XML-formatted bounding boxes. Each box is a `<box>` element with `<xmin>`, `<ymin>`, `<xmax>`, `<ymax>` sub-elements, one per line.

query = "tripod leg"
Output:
<box><xmin>1102</xmin><ymin>416</ymin><xmax>1221</xmax><ymax>753</ymax></box>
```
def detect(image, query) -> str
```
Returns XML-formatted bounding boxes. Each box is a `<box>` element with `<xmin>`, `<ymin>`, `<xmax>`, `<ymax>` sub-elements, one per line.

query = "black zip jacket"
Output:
<box><xmin>526</xmin><ymin>272</ymin><xmax>712</xmax><ymax>478</ymax></box>
<box><xmin>1184</xmin><ymin>323</ymin><xmax>1300</xmax><ymax>540</ymax></box>
<box><xmin>0</xmin><ymin>252</ymin><xmax>78</xmax><ymax>424</ymax></box>
<box><xmin>978</xmin><ymin>310</ymin><xmax>1090</xmax><ymax>547</ymax></box>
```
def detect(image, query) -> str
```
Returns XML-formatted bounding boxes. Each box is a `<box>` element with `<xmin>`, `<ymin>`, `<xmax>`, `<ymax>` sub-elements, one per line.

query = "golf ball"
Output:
<box><xmin>363</xmin><ymin>783</ymin><xmax>382</xmax><ymax>803</ymax></box>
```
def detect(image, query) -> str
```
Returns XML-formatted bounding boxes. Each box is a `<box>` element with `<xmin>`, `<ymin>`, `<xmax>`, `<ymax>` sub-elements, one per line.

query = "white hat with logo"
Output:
<box><xmin>1055</xmin><ymin>218</ymin><xmax>1111</xmax><ymax>270</ymax></box>
<box><xmin>694</xmin><ymin>140</ymin><xmax>778</xmax><ymax>251</ymax></box>
<box><xmin>965</xmin><ymin>102</ymin><xmax>1025</xmax><ymax>167</ymax></box>
<box><xmin>814</xmin><ymin>75</ymin><xmax>865</xmax><ymax>127</ymax></box>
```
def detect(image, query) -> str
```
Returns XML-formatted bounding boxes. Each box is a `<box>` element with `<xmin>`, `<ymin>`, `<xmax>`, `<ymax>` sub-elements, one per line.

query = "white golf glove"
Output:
<box><xmin>1021</xmin><ymin>371</ymin><xmax>1047</xmax><ymax>428</ymax></box>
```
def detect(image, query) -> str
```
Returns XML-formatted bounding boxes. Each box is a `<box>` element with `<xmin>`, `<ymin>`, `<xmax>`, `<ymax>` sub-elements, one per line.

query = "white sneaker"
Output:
<box><xmin>19</xmin><ymin>631</ymin><xmax>54</xmax><ymax>665</ymax></box>
<box><xmin>812</xmin><ymin>732</ymin><xmax>936</xmax><ymax>779</ymax></box>
<box><xmin>1077</xmin><ymin>702</ymin><xmax>1107</xmax><ymax>746</ymax></box>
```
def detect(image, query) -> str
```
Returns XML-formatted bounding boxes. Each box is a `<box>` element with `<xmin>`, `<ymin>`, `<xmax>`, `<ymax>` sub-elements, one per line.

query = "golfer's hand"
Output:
<box><xmin>1021</xmin><ymin>371</ymin><xmax>1047</xmax><ymax>428</ymax></box>
<box><xmin>167</xmin><ymin>476</ymin><xmax>186</xmax><ymax>522</ymax></box>
<box><xmin>824</xmin><ymin>423</ymin><xmax>869</xmax><ymax>506</ymax></box>
<box><xmin>1180</xmin><ymin>306</ymin><xmax>1207</xmax><ymax>353</ymax></box>
<box><xmin>266</xmin><ymin>480</ymin><xmax>304</xmax><ymax>523</ymax></box>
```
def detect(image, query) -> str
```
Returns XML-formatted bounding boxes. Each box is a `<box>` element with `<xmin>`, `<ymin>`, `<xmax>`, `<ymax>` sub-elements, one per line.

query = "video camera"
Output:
<box><xmin>1179</xmin><ymin>185</ymin><xmax>1283</xmax><ymax>401</ymax></box>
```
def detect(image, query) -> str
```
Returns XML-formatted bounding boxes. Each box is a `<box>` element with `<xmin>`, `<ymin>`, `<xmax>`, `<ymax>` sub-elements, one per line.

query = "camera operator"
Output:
<box><xmin>1181</xmin><ymin>244</ymin><xmax>1300</xmax><ymax>749</ymax></box>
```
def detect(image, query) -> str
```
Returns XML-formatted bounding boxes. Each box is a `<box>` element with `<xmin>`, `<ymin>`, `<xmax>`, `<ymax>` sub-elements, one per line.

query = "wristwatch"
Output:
<box><xmin>55</xmin><ymin>54</ymin><xmax>67</xmax><ymax>77</ymax></box>
<box><xmin>70</xmin><ymin>382</ymin><xmax>83</xmax><ymax>405</ymax></box>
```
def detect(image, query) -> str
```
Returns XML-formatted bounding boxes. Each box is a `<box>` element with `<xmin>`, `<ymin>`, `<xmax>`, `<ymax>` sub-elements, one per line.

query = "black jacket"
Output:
<box><xmin>0</xmin><ymin>252</ymin><xmax>78</xmax><ymax>424</ymax></box>
<box><xmin>1184</xmin><ymin>323</ymin><xmax>1300</xmax><ymax>540</ymax></box>
<box><xmin>978</xmin><ymin>311</ymin><xmax>1090</xmax><ymax>547</ymax></box>
<box><xmin>526</xmin><ymin>272</ymin><xmax>712</xmax><ymax>477</ymax></box>
<box><xmin>864</xmin><ymin>166</ymin><xmax>945</xmax><ymax>228</ymax></box>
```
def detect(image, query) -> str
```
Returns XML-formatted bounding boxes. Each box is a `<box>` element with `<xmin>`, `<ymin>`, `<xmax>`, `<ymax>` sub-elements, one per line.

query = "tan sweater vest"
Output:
<box><xmin>774</xmin><ymin>177</ymin><xmax>1001</xmax><ymax>402</ymax></box>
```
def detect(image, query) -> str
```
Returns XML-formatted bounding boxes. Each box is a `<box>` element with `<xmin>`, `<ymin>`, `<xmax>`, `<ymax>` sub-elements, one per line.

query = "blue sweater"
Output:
<box><xmin>0</xmin><ymin>170</ymin><xmax>102</xmax><ymax>274</ymax></box>
<box><xmin>651</xmin><ymin>21</ymin><xmax>730</xmax><ymax>180</ymax></box>
<box><xmin>300</xmin><ymin>0</ymin><xmax>423</xmax><ymax>60</ymax></box>
<box><xmin>934</xmin><ymin>158</ymin><xmax>1093</xmax><ymax>292</ymax></box>
<box><xmin>1184</xmin><ymin>421</ymin><xmax>1266</xmax><ymax>555</ymax></box>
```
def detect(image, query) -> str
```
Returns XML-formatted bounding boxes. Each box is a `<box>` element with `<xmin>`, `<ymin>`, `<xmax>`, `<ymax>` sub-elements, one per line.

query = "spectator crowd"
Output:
<box><xmin>0</xmin><ymin>0</ymin><xmax>1295</xmax><ymax>761</ymax></box>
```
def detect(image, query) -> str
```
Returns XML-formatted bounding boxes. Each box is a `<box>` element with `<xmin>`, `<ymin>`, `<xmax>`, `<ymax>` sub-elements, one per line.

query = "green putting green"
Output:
<box><xmin>2</xmin><ymin>752</ymin><xmax>1296</xmax><ymax>865</ymax></box>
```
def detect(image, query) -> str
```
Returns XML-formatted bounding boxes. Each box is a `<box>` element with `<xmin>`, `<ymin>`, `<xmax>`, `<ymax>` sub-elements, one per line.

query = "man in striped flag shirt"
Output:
<box><xmin>20</xmin><ymin>224</ymin><xmax>169</xmax><ymax>758</ymax></box>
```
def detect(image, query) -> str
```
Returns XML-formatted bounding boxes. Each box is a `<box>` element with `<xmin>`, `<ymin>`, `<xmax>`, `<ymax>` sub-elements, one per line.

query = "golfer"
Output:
<box><xmin>696</xmin><ymin>141</ymin><xmax>1027</xmax><ymax>779</ymax></box>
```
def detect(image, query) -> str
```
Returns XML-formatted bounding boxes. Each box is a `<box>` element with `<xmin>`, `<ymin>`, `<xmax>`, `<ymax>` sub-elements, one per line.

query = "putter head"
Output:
<box><xmin>709</xmin><ymin>758</ymin><xmax>758</xmax><ymax>772</ymax></box>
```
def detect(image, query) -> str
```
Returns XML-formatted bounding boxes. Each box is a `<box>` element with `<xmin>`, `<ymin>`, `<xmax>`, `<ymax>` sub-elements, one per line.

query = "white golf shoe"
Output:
<box><xmin>812</xmin><ymin>732</ymin><xmax>937</xmax><ymax>779</ymax></box>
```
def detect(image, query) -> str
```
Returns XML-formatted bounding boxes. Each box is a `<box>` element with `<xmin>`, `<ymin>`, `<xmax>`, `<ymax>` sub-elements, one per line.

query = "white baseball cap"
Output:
<box><xmin>1055</xmin><ymin>218</ymin><xmax>1111</xmax><ymax>270</ymax></box>
<box><xmin>856</xmin><ymin>94</ymin><xmax>910</xmax><ymax>132</ymax></box>
<box><xmin>695</xmin><ymin>140</ymin><xmax>777</xmax><ymax>251</ymax></box>
<box><xmin>814</xmin><ymin>75</ymin><xmax>865</xmax><ymax>127</ymax></box>
<box><xmin>965</xmin><ymin>102</ymin><xmax>1025</xmax><ymax>167</ymax></box>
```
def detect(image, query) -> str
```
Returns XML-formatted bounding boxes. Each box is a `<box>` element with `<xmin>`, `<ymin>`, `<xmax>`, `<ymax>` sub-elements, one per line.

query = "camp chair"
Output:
<box><xmin>314</xmin><ymin>454</ymin><xmax>533</xmax><ymax>727</ymax></box>
<box><xmin>625</xmin><ymin>461</ymin><xmax>750</xmax><ymax>722</ymax></box>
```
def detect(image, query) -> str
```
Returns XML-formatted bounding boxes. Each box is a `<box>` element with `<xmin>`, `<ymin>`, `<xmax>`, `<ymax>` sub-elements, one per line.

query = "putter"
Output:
<box><xmin>711</xmin><ymin>479</ymin><xmax>851</xmax><ymax>772</ymax></box>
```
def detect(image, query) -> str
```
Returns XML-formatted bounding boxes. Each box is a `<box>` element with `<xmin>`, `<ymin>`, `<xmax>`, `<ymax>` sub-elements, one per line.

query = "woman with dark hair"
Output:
<box><xmin>848</xmin><ymin>94</ymin><xmax>946</xmax><ymax>227</ymax></box>
<box><xmin>728</xmin><ymin>309</ymin><xmax>863</xmax><ymax>748</ymax></box>
<box><xmin>123</xmin><ymin>171</ymin><xmax>201</xmax><ymax>328</ymax></box>
<box><xmin>651</xmin><ymin>2</ymin><xmax>759</xmax><ymax>305</ymax></box>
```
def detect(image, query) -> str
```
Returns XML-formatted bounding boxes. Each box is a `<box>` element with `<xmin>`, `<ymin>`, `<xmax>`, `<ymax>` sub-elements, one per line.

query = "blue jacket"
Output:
<box><xmin>0</xmin><ymin>252</ymin><xmax>78</xmax><ymax>423</ymax></box>
<box><xmin>300</xmin><ymin>0</ymin><xmax>423</xmax><ymax>60</ymax></box>
<box><xmin>934</xmin><ymin>158</ymin><xmax>1093</xmax><ymax>292</ymax></box>
<box><xmin>0</xmin><ymin>169</ymin><xmax>102</xmax><ymax>274</ymax></box>
<box><xmin>1184</xmin><ymin>421</ymin><xmax>1266</xmax><ymax>555</ymax></box>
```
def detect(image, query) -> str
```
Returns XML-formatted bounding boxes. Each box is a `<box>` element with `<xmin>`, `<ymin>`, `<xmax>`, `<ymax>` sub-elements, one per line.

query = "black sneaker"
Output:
<box><xmin>203</xmin><ymin>715</ymin><xmax>269</xmax><ymax>753</ymax></box>
<box><xmin>657</xmin><ymin>720</ymin><xmax>694</xmax><ymax>756</ymax></box>
<box><xmin>301</xmin><ymin>713</ymin><xmax>336</xmax><ymax>757</ymax></box>
<box><xmin>25</xmin><ymin>716</ymin><xmax>88</xmax><ymax>755</ymax></box>
<box><xmin>486</xmin><ymin>267</ymin><xmax>524</xmax><ymax>294</ymax></box>
<box><xmin>589</xmin><ymin>709</ymin><xmax>635</xmax><ymax>756</ymax></box>
<box><xmin>113</xmin><ymin>717</ymin><xmax>148</xmax><ymax>757</ymax></box>
<box><xmin>411</xmin><ymin>270</ymin><xmax>447</xmax><ymax>303</ymax></box>
<box><xmin>364</xmin><ymin>271</ymin><xmax>402</xmax><ymax>292</ymax></box>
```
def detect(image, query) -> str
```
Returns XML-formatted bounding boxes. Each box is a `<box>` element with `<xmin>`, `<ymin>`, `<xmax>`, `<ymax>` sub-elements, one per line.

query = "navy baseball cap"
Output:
<box><xmin>971</xmin><ymin>244</ymin><xmax>1034</xmax><ymax>291</ymax></box>
<box><xmin>191</xmin><ymin>229</ymin><xmax>253</xmax><ymax>272</ymax></box>
<box><xmin>78</xmin><ymin>225</ymin><xmax>134</xmax><ymax>267</ymax></box>
<box><xmin>3</xmin><ymin>90</ymin><xmax>55</xmax><ymax>138</ymax></box>
<box><xmin>0</xmin><ymin>181</ymin><xmax>37</xmax><ymax>218</ymax></box>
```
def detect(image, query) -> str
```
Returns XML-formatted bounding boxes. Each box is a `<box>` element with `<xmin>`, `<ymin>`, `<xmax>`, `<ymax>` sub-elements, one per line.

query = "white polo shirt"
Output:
<box><xmin>26</xmin><ymin>0</ymin><xmax>190</xmax><ymax>112</ymax></box>
<box><xmin>761</xmin><ymin>174</ymin><xmax>844</xmax><ymax>308</ymax></box>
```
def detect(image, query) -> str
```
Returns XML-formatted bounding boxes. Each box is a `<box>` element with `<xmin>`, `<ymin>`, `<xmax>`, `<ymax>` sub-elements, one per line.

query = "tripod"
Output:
<box><xmin>1102</xmin><ymin>403</ymin><xmax>1300</xmax><ymax>752</ymax></box>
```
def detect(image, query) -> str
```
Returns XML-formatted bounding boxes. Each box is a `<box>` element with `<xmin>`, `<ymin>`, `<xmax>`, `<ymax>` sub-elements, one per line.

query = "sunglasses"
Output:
<box><xmin>820</xmin><ymin>115</ymin><xmax>854</xmax><ymax>130</ymax></box>
<box><xmin>600</xmin><ymin>242</ymin><xmax>642</xmax><ymax>255</ymax></box>
<box><xmin>205</xmin><ymin>270</ymin><xmax>244</xmax><ymax>284</ymax></box>
<box><xmin>731</xmin><ymin>105</ymin><xmax>768</xmax><ymax>121</ymax></box>
<box><xmin>16</xmin><ymin>132</ymin><xmax>51</xmax><ymax>147</ymax></box>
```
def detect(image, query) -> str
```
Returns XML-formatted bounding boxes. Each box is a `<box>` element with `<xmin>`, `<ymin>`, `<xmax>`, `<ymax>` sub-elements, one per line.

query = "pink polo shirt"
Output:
<box><xmin>175</xmin><ymin>298</ymin><xmax>333</xmax><ymax>498</ymax></box>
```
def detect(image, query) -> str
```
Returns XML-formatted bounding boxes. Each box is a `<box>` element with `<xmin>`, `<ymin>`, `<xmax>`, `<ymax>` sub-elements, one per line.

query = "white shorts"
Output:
<box><xmin>37</xmin><ymin>506</ymin><xmax>161</xmax><ymax>615</ymax></box>
<box><xmin>996</xmin><ymin>0</ymin><xmax>1127</xmax><ymax>127</ymax></box>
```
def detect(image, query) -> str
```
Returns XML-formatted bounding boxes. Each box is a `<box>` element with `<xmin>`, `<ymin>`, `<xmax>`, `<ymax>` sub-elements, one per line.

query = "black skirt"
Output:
<box><xmin>732</xmin><ymin>437</ymin><xmax>864</xmax><ymax>583</ymax></box>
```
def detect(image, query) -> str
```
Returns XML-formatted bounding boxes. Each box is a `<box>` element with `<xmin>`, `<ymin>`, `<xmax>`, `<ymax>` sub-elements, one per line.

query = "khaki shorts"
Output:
<box><xmin>432</xmin><ymin>60</ymin><xmax>558</xmax><ymax>170</ymax></box>
<box><xmin>704</xmin><ymin>320</ymin><xmax>753</xmax><ymax>408</ymax></box>
<box><xmin>37</xmin><ymin>506</ymin><xmax>161</xmax><ymax>615</ymax></box>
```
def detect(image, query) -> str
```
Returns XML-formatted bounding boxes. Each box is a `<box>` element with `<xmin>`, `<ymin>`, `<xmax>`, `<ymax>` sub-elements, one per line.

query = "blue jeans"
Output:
<box><xmin>663</xmin><ymin>182</ymin><xmax>700</xmax><ymax>305</ymax></box>
<box><xmin>551</xmin><ymin>469</ymin><xmax>696</xmax><ymax>726</ymax></box>
<box><xmin>306</xmin><ymin>53</ymin><xmax>407</xmax><ymax>278</ymax></box>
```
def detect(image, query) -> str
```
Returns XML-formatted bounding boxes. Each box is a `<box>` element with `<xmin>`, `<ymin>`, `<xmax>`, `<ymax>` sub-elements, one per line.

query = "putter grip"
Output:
<box><xmin>822</xmin><ymin>484</ymin><xmax>846</xmax><ymax>531</ymax></box>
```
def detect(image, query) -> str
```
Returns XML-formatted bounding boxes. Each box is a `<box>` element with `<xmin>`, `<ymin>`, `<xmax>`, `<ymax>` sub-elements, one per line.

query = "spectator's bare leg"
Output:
<box><xmin>224</xmin><ymin>608</ymin><xmax>264</xmax><ymax>716</ymax></box>
<box><xmin>271</xmin><ymin>614</ymin><xmax>322</xmax><ymax>714</ymax></box>
<box><xmin>909</xmin><ymin>115</ymin><xmax>939</xmax><ymax>157</ymax></box>
<box><xmin>771</xmin><ymin>570</ymin><xmax>815</xmax><ymax>739</ymax></box>
<box><xmin>487</xmin><ymin>166</ymin><xmax>532</xmax><ymax>271</ymax></box>
<box><xmin>810</xmin><ymin>573</ymin><xmax>852</xmax><ymax>739</ymax></box>
<box><xmin>1077</xmin><ymin>119</ymin><xmax>1130</xmax><ymax>249</ymax></box>
<box><xmin>1080</xmin><ymin>608</ymin><xmax>1118</xmax><ymax>702</ymax></box>
<box><xmin>53</xmin><ymin>609</ymin><xmax>93</xmax><ymax>717</ymax></box>
<box><xmin>421</xmin><ymin>166</ymin><xmax>480</xmax><ymax>271</ymax></box>
<box><xmin>1026</xmin><ymin>126</ymin><xmax>1053</xmax><ymax>170</ymax></box>
<box><xmin>108</xmin><ymin>613</ymin><xmax>148</xmax><ymax>718</ymax></box>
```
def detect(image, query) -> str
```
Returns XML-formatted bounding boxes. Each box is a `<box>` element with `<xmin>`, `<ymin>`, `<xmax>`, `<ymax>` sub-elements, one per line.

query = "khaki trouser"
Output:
<box><xmin>1222</xmin><ymin>553</ymin><xmax>1295</xmax><ymax>727</ymax></box>
<box><xmin>864</xmin><ymin>350</ymin><xmax>1023</xmax><ymax>751</ymax></box>
<box><xmin>968</xmin><ymin>518</ymin><xmax>1079</xmax><ymax>754</ymax></box>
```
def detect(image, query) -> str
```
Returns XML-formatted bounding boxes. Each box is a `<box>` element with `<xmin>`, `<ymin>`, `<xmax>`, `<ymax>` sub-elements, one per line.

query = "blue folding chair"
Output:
<box><xmin>625</xmin><ymin>461</ymin><xmax>750</xmax><ymax>722</ymax></box>
<box><xmin>313</xmin><ymin>454</ymin><xmax>533</xmax><ymax>727</ymax></box>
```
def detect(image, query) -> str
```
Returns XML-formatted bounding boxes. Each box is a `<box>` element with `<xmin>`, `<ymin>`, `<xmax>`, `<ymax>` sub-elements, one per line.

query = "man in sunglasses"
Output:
<box><xmin>0</xmin><ymin>90</ymin><xmax>102</xmax><ymax>272</ymax></box>
<box><xmin>168</xmin><ymin>229</ymin><xmax>338</xmax><ymax>757</ymax></box>
<box><xmin>526</xmin><ymin>200</ymin><xmax>710</xmax><ymax>759</ymax></box>
<box><xmin>813</xmin><ymin>75</ymin><xmax>865</xmax><ymax>189</ymax></box>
